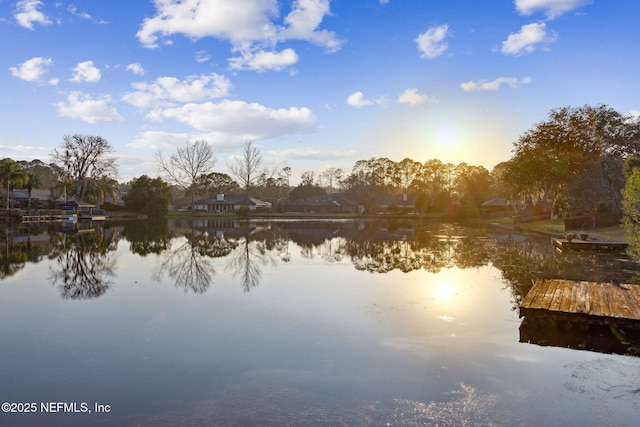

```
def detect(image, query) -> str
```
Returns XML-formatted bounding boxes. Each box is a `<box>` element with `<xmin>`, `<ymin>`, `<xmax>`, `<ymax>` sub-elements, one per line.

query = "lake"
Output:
<box><xmin>1</xmin><ymin>218</ymin><xmax>640</xmax><ymax>426</ymax></box>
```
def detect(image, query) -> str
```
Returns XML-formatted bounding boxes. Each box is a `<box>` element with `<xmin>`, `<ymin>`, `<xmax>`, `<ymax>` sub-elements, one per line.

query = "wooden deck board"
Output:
<box><xmin>539</xmin><ymin>280</ymin><xmax>559</xmax><ymax>310</ymax></box>
<box><xmin>521</xmin><ymin>279</ymin><xmax>547</xmax><ymax>309</ymax></box>
<box><xmin>520</xmin><ymin>279</ymin><xmax>640</xmax><ymax>328</ymax></box>
<box><xmin>587</xmin><ymin>282</ymin><xmax>602</xmax><ymax>316</ymax></box>
<box><xmin>559</xmin><ymin>280</ymin><xmax>574</xmax><ymax>313</ymax></box>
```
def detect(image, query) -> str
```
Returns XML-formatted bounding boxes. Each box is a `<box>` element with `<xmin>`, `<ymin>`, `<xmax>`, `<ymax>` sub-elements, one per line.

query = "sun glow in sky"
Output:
<box><xmin>1</xmin><ymin>1</ymin><xmax>639</xmax><ymax>182</ymax></box>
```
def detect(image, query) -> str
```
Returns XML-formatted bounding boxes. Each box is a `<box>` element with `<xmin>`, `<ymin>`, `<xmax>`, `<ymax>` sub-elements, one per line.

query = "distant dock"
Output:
<box><xmin>1</xmin><ymin>209</ymin><xmax>65</xmax><ymax>223</ymax></box>
<box><xmin>520</xmin><ymin>279</ymin><xmax>640</xmax><ymax>329</ymax></box>
<box><xmin>553</xmin><ymin>238</ymin><xmax>628</xmax><ymax>252</ymax></box>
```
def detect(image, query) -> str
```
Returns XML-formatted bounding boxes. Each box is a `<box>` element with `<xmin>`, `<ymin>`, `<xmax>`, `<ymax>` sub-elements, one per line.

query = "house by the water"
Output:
<box><xmin>193</xmin><ymin>194</ymin><xmax>271</xmax><ymax>212</ymax></box>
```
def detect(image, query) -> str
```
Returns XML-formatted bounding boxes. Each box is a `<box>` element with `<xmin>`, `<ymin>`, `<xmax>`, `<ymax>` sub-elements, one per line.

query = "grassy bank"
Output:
<box><xmin>486</xmin><ymin>216</ymin><xmax>627</xmax><ymax>243</ymax></box>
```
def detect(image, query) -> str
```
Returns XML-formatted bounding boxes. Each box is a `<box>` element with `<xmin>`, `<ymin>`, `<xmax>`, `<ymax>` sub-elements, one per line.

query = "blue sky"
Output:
<box><xmin>1</xmin><ymin>0</ymin><xmax>639</xmax><ymax>183</ymax></box>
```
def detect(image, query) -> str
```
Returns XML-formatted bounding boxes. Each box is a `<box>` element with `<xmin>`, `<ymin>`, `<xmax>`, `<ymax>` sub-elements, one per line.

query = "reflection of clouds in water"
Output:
<box><xmin>140</xmin><ymin>381</ymin><xmax>524</xmax><ymax>426</ymax></box>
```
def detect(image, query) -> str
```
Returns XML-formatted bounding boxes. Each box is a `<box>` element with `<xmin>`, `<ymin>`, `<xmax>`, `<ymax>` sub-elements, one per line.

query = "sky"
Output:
<box><xmin>1</xmin><ymin>0</ymin><xmax>640</xmax><ymax>184</ymax></box>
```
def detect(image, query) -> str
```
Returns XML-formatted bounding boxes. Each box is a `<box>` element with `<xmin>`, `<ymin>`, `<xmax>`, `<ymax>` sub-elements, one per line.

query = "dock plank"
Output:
<box><xmin>539</xmin><ymin>280</ymin><xmax>560</xmax><ymax>310</ymax></box>
<box><xmin>520</xmin><ymin>279</ymin><xmax>640</xmax><ymax>328</ymax></box>
<box><xmin>522</xmin><ymin>279</ymin><xmax>548</xmax><ymax>309</ymax></box>
<box><xmin>587</xmin><ymin>282</ymin><xmax>603</xmax><ymax>316</ymax></box>
<box><xmin>521</xmin><ymin>279</ymin><xmax>543</xmax><ymax>308</ymax></box>
<box><xmin>558</xmin><ymin>280</ymin><xmax>574</xmax><ymax>313</ymax></box>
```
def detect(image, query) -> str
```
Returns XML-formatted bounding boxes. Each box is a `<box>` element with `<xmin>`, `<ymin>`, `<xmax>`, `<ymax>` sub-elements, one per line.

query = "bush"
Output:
<box><xmin>236</xmin><ymin>206</ymin><xmax>250</xmax><ymax>218</ymax></box>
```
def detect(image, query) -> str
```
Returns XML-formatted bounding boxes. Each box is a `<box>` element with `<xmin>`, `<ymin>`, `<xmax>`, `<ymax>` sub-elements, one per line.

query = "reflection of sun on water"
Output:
<box><xmin>428</xmin><ymin>277</ymin><xmax>464</xmax><ymax>323</ymax></box>
<box><xmin>435</xmin><ymin>281</ymin><xmax>457</xmax><ymax>322</ymax></box>
<box><xmin>436</xmin><ymin>281</ymin><xmax>455</xmax><ymax>301</ymax></box>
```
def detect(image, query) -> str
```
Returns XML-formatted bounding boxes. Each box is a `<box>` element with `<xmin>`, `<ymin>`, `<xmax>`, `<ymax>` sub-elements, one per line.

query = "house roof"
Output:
<box><xmin>285</xmin><ymin>193</ymin><xmax>357</xmax><ymax>207</ymax></box>
<box><xmin>195</xmin><ymin>194</ymin><xmax>271</xmax><ymax>207</ymax></box>
<box><xmin>4</xmin><ymin>189</ymin><xmax>52</xmax><ymax>200</ymax></box>
<box><xmin>375</xmin><ymin>194</ymin><xmax>418</xmax><ymax>206</ymax></box>
<box><xmin>481</xmin><ymin>197</ymin><xmax>524</xmax><ymax>207</ymax></box>
<box><xmin>481</xmin><ymin>197</ymin><xmax>508</xmax><ymax>207</ymax></box>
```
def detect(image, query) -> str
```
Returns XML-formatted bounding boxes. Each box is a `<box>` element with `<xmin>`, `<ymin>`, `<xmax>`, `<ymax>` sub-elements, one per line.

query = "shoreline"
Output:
<box><xmin>483</xmin><ymin>216</ymin><xmax>628</xmax><ymax>243</ymax></box>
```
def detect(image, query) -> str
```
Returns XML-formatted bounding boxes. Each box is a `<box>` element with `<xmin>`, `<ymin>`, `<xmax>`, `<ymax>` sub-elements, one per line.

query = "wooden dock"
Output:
<box><xmin>553</xmin><ymin>238</ymin><xmax>628</xmax><ymax>252</ymax></box>
<box><xmin>520</xmin><ymin>279</ymin><xmax>640</xmax><ymax>329</ymax></box>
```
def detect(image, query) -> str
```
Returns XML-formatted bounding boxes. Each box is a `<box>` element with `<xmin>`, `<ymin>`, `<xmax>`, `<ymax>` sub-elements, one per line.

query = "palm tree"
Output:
<box><xmin>0</xmin><ymin>158</ymin><xmax>29</xmax><ymax>208</ymax></box>
<box><xmin>86</xmin><ymin>176</ymin><xmax>120</xmax><ymax>207</ymax></box>
<box><xmin>24</xmin><ymin>171</ymin><xmax>40</xmax><ymax>209</ymax></box>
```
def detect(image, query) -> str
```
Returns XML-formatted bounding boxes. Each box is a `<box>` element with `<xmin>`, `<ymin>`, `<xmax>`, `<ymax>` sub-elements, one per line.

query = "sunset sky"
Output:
<box><xmin>2</xmin><ymin>0</ymin><xmax>639</xmax><ymax>183</ymax></box>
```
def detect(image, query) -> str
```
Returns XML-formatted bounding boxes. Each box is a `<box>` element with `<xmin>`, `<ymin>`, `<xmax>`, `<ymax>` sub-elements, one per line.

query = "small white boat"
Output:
<box><xmin>61</xmin><ymin>213</ymin><xmax>78</xmax><ymax>222</ymax></box>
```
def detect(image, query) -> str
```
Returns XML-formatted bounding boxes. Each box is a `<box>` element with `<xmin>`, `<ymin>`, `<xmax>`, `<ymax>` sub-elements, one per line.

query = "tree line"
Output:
<box><xmin>2</xmin><ymin>103</ymin><xmax>640</xmax><ymax>222</ymax></box>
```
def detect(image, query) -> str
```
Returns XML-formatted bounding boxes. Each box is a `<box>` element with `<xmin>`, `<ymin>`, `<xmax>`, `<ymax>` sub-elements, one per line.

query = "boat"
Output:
<box><xmin>61</xmin><ymin>213</ymin><xmax>77</xmax><ymax>222</ymax></box>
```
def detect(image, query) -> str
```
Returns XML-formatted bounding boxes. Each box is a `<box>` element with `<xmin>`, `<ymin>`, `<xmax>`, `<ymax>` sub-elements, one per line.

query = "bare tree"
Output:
<box><xmin>227</xmin><ymin>141</ymin><xmax>262</xmax><ymax>196</ymax></box>
<box><xmin>155</xmin><ymin>140</ymin><xmax>216</xmax><ymax>210</ymax></box>
<box><xmin>50</xmin><ymin>134</ymin><xmax>118</xmax><ymax>201</ymax></box>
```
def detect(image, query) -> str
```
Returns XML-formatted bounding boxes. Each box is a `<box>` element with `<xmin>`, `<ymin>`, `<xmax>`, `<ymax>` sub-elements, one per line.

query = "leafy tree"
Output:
<box><xmin>124</xmin><ymin>175</ymin><xmax>172</xmax><ymax>216</ymax></box>
<box><xmin>228</xmin><ymin>141</ymin><xmax>263</xmax><ymax>196</ymax></box>
<box><xmin>453</xmin><ymin>163</ymin><xmax>492</xmax><ymax>209</ymax></box>
<box><xmin>17</xmin><ymin>159</ymin><xmax>58</xmax><ymax>192</ymax></box>
<box><xmin>193</xmin><ymin>172</ymin><xmax>240</xmax><ymax>197</ymax></box>
<box><xmin>397</xmin><ymin>158</ymin><xmax>421</xmax><ymax>192</ymax></box>
<box><xmin>623</xmin><ymin>157</ymin><xmax>640</xmax><ymax>260</ymax></box>
<box><xmin>0</xmin><ymin>158</ymin><xmax>28</xmax><ymax>208</ymax></box>
<box><xmin>506</xmin><ymin>105</ymin><xmax>638</xmax><ymax>216</ymax></box>
<box><xmin>86</xmin><ymin>176</ymin><xmax>120</xmax><ymax>207</ymax></box>
<box><xmin>253</xmin><ymin>168</ymin><xmax>290</xmax><ymax>207</ymax></box>
<box><xmin>50</xmin><ymin>134</ymin><xmax>118</xmax><ymax>201</ymax></box>
<box><xmin>289</xmin><ymin>171</ymin><xmax>326</xmax><ymax>200</ymax></box>
<box><xmin>156</xmin><ymin>139</ymin><xmax>216</xmax><ymax>210</ymax></box>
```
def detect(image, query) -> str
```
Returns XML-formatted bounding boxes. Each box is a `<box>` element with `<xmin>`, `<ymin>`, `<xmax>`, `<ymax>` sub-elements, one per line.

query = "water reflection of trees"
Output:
<box><xmin>5</xmin><ymin>219</ymin><xmax>640</xmax><ymax>301</ymax></box>
<box><xmin>120</xmin><ymin>218</ymin><xmax>172</xmax><ymax>256</ymax></box>
<box><xmin>48</xmin><ymin>228</ymin><xmax>119</xmax><ymax>299</ymax></box>
<box><xmin>153</xmin><ymin>230</ymin><xmax>238</xmax><ymax>294</ymax></box>
<box><xmin>0</xmin><ymin>224</ymin><xmax>54</xmax><ymax>279</ymax></box>
<box><xmin>226</xmin><ymin>237</ymin><xmax>276</xmax><ymax>292</ymax></box>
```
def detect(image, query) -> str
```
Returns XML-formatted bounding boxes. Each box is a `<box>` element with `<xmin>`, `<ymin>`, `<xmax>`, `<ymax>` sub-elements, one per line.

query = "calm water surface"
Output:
<box><xmin>1</xmin><ymin>218</ymin><xmax>640</xmax><ymax>426</ymax></box>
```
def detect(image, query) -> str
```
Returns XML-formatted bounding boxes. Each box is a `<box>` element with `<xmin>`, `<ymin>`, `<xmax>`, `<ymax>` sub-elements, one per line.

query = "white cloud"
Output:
<box><xmin>195</xmin><ymin>50</ymin><xmax>210</xmax><ymax>63</ymax></box>
<box><xmin>380</xmin><ymin>0</ymin><xmax>390</xmax><ymax>5</ymax></box>
<box><xmin>136</xmin><ymin>0</ymin><xmax>341</xmax><ymax>71</ymax></box>
<box><xmin>346</xmin><ymin>91</ymin><xmax>385</xmax><ymax>108</ymax></box>
<box><xmin>55</xmin><ymin>91</ymin><xmax>124</xmax><ymax>124</ymax></box>
<box><xmin>122</xmin><ymin>73</ymin><xmax>232</xmax><ymax>108</ymax></box>
<box><xmin>278</xmin><ymin>0</ymin><xmax>341</xmax><ymax>52</ymax></box>
<box><xmin>125</xmin><ymin>63</ymin><xmax>145</xmax><ymax>76</ymax></box>
<box><xmin>514</xmin><ymin>0</ymin><xmax>592</xmax><ymax>20</ymax></box>
<box><xmin>228</xmin><ymin>48</ymin><xmax>299</xmax><ymax>72</ymax></box>
<box><xmin>415</xmin><ymin>24</ymin><xmax>450</xmax><ymax>59</ymax></box>
<box><xmin>14</xmin><ymin>0</ymin><xmax>51</xmax><ymax>29</ymax></box>
<box><xmin>68</xmin><ymin>5</ymin><xmax>92</xmax><ymax>20</ymax></box>
<box><xmin>397</xmin><ymin>88</ymin><xmax>430</xmax><ymax>105</ymax></box>
<box><xmin>128</xmin><ymin>131</ymin><xmax>200</xmax><ymax>151</ymax></box>
<box><xmin>136</xmin><ymin>0</ymin><xmax>278</xmax><ymax>48</ymax></box>
<box><xmin>0</xmin><ymin>137</ymin><xmax>51</xmax><ymax>161</ymax></box>
<box><xmin>9</xmin><ymin>56</ymin><xmax>54</xmax><ymax>83</ymax></box>
<box><xmin>461</xmin><ymin>76</ymin><xmax>532</xmax><ymax>92</ymax></box>
<box><xmin>501</xmin><ymin>22</ymin><xmax>556</xmax><ymax>56</ymax></box>
<box><xmin>70</xmin><ymin>61</ymin><xmax>101</xmax><ymax>83</ymax></box>
<box><xmin>147</xmin><ymin>100</ymin><xmax>316</xmax><ymax>139</ymax></box>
